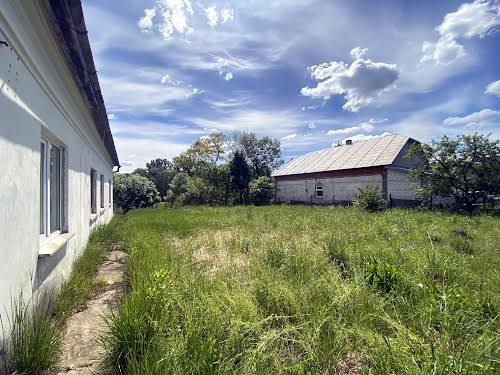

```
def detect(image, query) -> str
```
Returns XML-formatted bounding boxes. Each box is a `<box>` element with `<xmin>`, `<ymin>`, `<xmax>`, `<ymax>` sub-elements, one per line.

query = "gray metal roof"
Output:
<box><xmin>272</xmin><ymin>134</ymin><xmax>411</xmax><ymax>177</ymax></box>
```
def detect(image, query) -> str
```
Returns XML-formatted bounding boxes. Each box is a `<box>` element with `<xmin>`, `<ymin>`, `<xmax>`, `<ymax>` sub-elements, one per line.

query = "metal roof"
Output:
<box><xmin>272</xmin><ymin>134</ymin><xmax>411</xmax><ymax>177</ymax></box>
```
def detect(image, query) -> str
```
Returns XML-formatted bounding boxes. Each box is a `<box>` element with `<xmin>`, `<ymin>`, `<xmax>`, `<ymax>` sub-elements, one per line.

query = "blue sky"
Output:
<box><xmin>82</xmin><ymin>0</ymin><xmax>500</xmax><ymax>172</ymax></box>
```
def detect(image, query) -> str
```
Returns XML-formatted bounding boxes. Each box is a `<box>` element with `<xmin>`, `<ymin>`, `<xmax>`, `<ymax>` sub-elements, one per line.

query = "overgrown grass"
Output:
<box><xmin>1</xmin><ymin>223</ymin><xmax>119</xmax><ymax>375</ymax></box>
<box><xmin>102</xmin><ymin>206</ymin><xmax>500</xmax><ymax>374</ymax></box>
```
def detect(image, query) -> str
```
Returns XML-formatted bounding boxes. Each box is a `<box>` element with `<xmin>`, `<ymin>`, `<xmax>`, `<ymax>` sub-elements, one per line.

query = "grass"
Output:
<box><xmin>1</xmin><ymin>223</ymin><xmax>119</xmax><ymax>375</ymax></box>
<box><xmin>99</xmin><ymin>205</ymin><xmax>500</xmax><ymax>374</ymax></box>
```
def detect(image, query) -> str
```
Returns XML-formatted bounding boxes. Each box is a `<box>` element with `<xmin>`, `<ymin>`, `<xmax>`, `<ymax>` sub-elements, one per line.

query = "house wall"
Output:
<box><xmin>386</xmin><ymin>168</ymin><xmax>417</xmax><ymax>200</ymax></box>
<box><xmin>0</xmin><ymin>1</ymin><xmax>115</xmax><ymax>334</ymax></box>
<box><xmin>275</xmin><ymin>174</ymin><xmax>383</xmax><ymax>204</ymax></box>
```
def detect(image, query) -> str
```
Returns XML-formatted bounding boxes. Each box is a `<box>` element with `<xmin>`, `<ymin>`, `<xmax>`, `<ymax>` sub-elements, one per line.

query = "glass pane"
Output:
<box><xmin>100</xmin><ymin>175</ymin><xmax>104</xmax><ymax>208</ymax></box>
<box><xmin>40</xmin><ymin>142</ymin><xmax>45</xmax><ymax>234</ymax></box>
<box><xmin>50</xmin><ymin>145</ymin><xmax>61</xmax><ymax>233</ymax></box>
<box><xmin>91</xmin><ymin>170</ymin><xmax>96</xmax><ymax>213</ymax></box>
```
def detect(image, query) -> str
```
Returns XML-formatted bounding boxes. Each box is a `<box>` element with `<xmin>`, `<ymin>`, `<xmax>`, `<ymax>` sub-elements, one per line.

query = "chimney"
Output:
<box><xmin>346</xmin><ymin>139</ymin><xmax>353</xmax><ymax>145</ymax></box>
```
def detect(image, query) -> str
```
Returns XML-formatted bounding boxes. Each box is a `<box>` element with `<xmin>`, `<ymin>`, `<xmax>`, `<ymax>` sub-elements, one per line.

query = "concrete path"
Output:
<box><xmin>55</xmin><ymin>248</ymin><xmax>126</xmax><ymax>375</ymax></box>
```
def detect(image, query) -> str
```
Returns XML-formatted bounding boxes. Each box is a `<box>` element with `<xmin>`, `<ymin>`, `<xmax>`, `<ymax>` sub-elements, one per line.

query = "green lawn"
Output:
<box><xmin>101</xmin><ymin>205</ymin><xmax>499</xmax><ymax>374</ymax></box>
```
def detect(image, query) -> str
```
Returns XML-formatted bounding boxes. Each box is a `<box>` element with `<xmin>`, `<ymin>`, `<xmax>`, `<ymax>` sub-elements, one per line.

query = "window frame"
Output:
<box><xmin>315</xmin><ymin>184</ymin><xmax>324</xmax><ymax>198</ymax></box>
<box><xmin>40</xmin><ymin>138</ymin><xmax>64</xmax><ymax>241</ymax></box>
<box><xmin>108</xmin><ymin>179</ymin><xmax>112</xmax><ymax>207</ymax></box>
<box><xmin>100</xmin><ymin>174</ymin><xmax>105</xmax><ymax>209</ymax></box>
<box><xmin>90</xmin><ymin>168</ymin><xmax>97</xmax><ymax>214</ymax></box>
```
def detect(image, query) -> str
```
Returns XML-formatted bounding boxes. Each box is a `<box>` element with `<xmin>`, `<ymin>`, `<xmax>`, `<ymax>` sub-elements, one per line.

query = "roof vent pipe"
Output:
<box><xmin>346</xmin><ymin>139</ymin><xmax>353</xmax><ymax>145</ymax></box>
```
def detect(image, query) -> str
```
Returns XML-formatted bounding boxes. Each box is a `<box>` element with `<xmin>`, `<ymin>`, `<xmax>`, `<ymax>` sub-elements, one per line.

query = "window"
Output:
<box><xmin>315</xmin><ymin>184</ymin><xmax>324</xmax><ymax>198</ymax></box>
<box><xmin>91</xmin><ymin>169</ymin><xmax>97</xmax><ymax>214</ymax></box>
<box><xmin>109</xmin><ymin>179</ymin><xmax>112</xmax><ymax>207</ymax></box>
<box><xmin>40</xmin><ymin>139</ymin><xmax>63</xmax><ymax>237</ymax></box>
<box><xmin>100</xmin><ymin>174</ymin><xmax>105</xmax><ymax>208</ymax></box>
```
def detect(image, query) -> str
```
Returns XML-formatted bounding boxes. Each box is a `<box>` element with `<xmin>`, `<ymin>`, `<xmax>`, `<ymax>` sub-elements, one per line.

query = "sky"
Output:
<box><xmin>82</xmin><ymin>0</ymin><xmax>500</xmax><ymax>172</ymax></box>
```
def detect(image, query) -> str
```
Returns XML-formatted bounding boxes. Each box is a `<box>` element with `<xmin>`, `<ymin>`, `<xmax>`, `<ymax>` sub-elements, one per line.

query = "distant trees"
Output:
<box><xmin>146</xmin><ymin>158</ymin><xmax>175</xmax><ymax>198</ymax></box>
<box><xmin>249</xmin><ymin>176</ymin><xmax>275</xmax><ymax>206</ymax></box>
<box><xmin>408</xmin><ymin>134</ymin><xmax>500</xmax><ymax>213</ymax></box>
<box><xmin>229</xmin><ymin>151</ymin><xmax>251</xmax><ymax>204</ymax></box>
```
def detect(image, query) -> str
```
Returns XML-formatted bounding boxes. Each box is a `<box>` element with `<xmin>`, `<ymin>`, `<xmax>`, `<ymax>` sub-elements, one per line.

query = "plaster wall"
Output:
<box><xmin>0</xmin><ymin>1</ymin><xmax>114</xmax><ymax>332</ymax></box>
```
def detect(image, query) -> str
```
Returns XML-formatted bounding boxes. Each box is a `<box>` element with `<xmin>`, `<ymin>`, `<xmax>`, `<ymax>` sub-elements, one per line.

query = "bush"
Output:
<box><xmin>113</xmin><ymin>174</ymin><xmax>160</xmax><ymax>213</ymax></box>
<box><xmin>352</xmin><ymin>186</ymin><xmax>386</xmax><ymax>212</ymax></box>
<box><xmin>249</xmin><ymin>176</ymin><xmax>275</xmax><ymax>205</ymax></box>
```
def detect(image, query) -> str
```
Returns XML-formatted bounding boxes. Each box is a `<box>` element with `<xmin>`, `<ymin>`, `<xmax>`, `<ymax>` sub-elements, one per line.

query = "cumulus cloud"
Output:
<box><xmin>333</xmin><ymin>132</ymin><xmax>392</xmax><ymax>146</ymax></box>
<box><xmin>160</xmin><ymin>74</ymin><xmax>184</xmax><ymax>86</ymax></box>
<box><xmin>485</xmin><ymin>79</ymin><xmax>500</xmax><ymax>97</ymax></box>
<box><xmin>205</xmin><ymin>5</ymin><xmax>218</xmax><ymax>27</ymax></box>
<box><xmin>421</xmin><ymin>0</ymin><xmax>500</xmax><ymax>65</ymax></box>
<box><xmin>350</xmin><ymin>46</ymin><xmax>368</xmax><ymax>60</ymax></box>
<box><xmin>326</xmin><ymin>118</ymin><xmax>386</xmax><ymax>136</ymax></box>
<box><xmin>301</xmin><ymin>51</ymin><xmax>399</xmax><ymax>112</ymax></box>
<box><xmin>308</xmin><ymin>122</ymin><xmax>317</xmax><ymax>129</ymax></box>
<box><xmin>137</xmin><ymin>0</ymin><xmax>194</xmax><ymax>39</ymax></box>
<box><xmin>443</xmin><ymin>108</ymin><xmax>500</xmax><ymax>126</ymax></box>
<box><xmin>221</xmin><ymin>8</ymin><xmax>234</xmax><ymax>24</ymax></box>
<box><xmin>302</xmin><ymin>105</ymin><xmax>320</xmax><ymax>111</ymax></box>
<box><xmin>121</xmin><ymin>160</ymin><xmax>134</xmax><ymax>167</ymax></box>
<box><xmin>107</xmin><ymin>113</ymin><xmax>116</xmax><ymax>120</ymax></box>
<box><xmin>186</xmin><ymin>88</ymin><xmax>204</xmax><ymax>98</ymax></box>
<box><xmin>224</xmin><ymin>72</ymin><xmax>233</xmax><ymax>81</ymax></box>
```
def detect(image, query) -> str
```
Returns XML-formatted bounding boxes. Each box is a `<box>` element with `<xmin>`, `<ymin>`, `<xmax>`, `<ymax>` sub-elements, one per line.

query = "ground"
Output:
<box><xmin>64</xmin><ymin>205</ymin><xmax>500</xmax><ymax>374</ymax></box>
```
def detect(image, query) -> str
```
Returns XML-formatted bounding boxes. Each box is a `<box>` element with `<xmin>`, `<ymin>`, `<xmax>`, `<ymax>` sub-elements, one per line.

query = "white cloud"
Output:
<box><xmin>185</xmin><ymin>88</ymin><xmax>204</xmax><ymax>97</ymax></box>
<box><xmin>326</xmin><ymin>118</ymin><xmax>384</xmax><ymax>136</ymax></box>
<box><xmin>160</xmin><ymin>73</ymin><xmax>184</xmax><ymax>86</ymax></box>
<box><xmin>308</xmin><ymin>122</ymin><xmax>317</xmax><ymax>129</ymax></box>
<box><xmin>336</xmin><ymin>132</ymin><xmax>391</xmax><ymax>145</ymax></box>
<box><xmin>107</xmin><ymin>113</ymin><xmax>116</xmax><ymax>120</ymax></box>
<box><xmin>443</xmin><ymin>108</ymin><xmax>500</xmax><ymax>126</ymax></box>
<box><xmin>138</xmin><ymin>8</ymin><xmax>156</xmax><ymax>32</ymax></box>
<box><xmin>282</xmin><ymin>133</ymin><xmax>298</xmax><ymax>140</ymax></box>
<box><xmin>205</xmin><ymin>5</ymin><xmax>218</xmax><ymax>27</ymax></box>
<box><xmin>302</xmin><ymin>105</ymin><xmax>320</xmax><ymax>111</ymax></box>
<box><xmin>350</xmin><ymin>46</ymin><xmax>368</xmax><ymax>60</ymax></box>
<box><xmin>224</xmin><ymin>72</ymin><xmax>234</xmax><ymax>81</ymax></box>
<box><xmin>421</xmin><ymin>0</ymin><xmax>500</xmax><ymax>64</ymax></box>
<box><xmin>485</xmin><ymin>79</ymin><xmax>500</xmax><ymax>97</ymax></box>
<box><xmin>137</xmin><ymin>0</ymin><xmax>194</xmax><ymax>40</ymax></box>
<box><xmin>301</xmin><ymin>52</ymin><xmax>399</xmax><ymax>112</ymax></box>
<box><xmin>221</xmin><ymin>8</ymin><xmax>234</xmax><ymax>24</ymax></box>
<box><xmin>121</xmin><ymin>161</ymin><xmax>134</xmax><ymax>167</ymax></box>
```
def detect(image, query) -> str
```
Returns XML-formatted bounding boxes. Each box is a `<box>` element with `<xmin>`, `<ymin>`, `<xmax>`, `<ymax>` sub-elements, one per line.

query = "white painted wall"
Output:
<box><xmin>386</xmin><ymin>169</ymin><xmax>417</xmax><ymax>200</ymax></box>
<box><xmin>275</xmin><ymin>174</ymin><xmax>383</xmax><ymax>204</ymax></box>
<box><xmin>0</xmin><ymin>1</ymin><xmax>115</xmax><ymax>333</ymax></box>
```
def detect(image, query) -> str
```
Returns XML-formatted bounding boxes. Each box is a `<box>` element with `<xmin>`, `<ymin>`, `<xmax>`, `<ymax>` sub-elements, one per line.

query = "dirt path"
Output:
<box><xmin>55</xmin><ymin>248</ymin><xmax>126</xmax><ymax>375</ymax></box>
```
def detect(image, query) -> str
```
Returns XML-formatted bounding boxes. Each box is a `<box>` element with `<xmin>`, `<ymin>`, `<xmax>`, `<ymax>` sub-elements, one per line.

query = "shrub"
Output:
<box><xmin>3</xmin><ymin>293</ymin><xmax>62</xmax><ymax>375</ymax></box>
<box><xmin>113</xmin><ymin>173</ymin><xmax>160</xmax><ymax>213</ymax></box>
<box><xmin>352</xmin><ymin>186</ymin><xmax>386</xmax><ymax>212</ymax></box>
<box><xmin>365</xmin><ymin>259</ymin><xmax>404</xmax><ymax>293</ymax></box>
<box><xmin>249</xmin><ymin>176</ymin><xmax>275</xmax><ymax>206</ymax></box>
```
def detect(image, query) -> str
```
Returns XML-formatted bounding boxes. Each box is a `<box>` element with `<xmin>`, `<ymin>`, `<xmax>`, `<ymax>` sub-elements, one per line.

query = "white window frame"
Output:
<box><xmin>315</xmin><ymin>184</ymin><xmax>324</xmax><ymax>198</ymax></box>
<box><xmin>109</xmin><ymin>179</ymin><xmax>112</xmax><ymax>207</ymax></box>
<box><xmin>91</xmin><ymin>168</ymin><xmax>97</xmax><ymax>214</ymax></box>
<box><xmin>100</xmin><ymin>174</ymin><xmax>105</xmax><ymax>209</ymax></box>
<box><xmin>40</xmin><ymin>138</ymin><xmax>64</xmax><ymax>242</ymax></box>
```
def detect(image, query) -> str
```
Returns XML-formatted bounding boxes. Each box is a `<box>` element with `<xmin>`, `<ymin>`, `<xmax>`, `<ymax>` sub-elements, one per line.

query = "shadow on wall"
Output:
<box><xmin>31</xmin><ymin>243</ymin><xmax>67</xmax><ymax>294</ymax></box>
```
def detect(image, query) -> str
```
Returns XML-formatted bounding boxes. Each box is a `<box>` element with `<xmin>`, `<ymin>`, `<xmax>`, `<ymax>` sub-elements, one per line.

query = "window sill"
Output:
<box><xmin>39</xmin><ymin>232</ymin><xmax>74</xmax><ymax>258</ymax></box>
<box><xmin>100</xmin><ymin>208</ymin><xmax>106</xmax><ymax>214</ymax></box>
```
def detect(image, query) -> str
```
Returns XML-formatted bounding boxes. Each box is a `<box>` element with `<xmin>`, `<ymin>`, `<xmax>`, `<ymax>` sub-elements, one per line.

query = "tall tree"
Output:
<box><xmin>146</xmin><ymin>158</ymin><xmax>175</xmax><ymax>198</ymax></box>
<box><xmin>232</xmin><ymin>131</ymin><xmax>283</xmax><ymax>178</ymax></box>
<box><xmin>229</xmin><ymin>151</ymin><xmax>251</xmax><ymax>204</ymax></box>
<box><xmin>173</xmin><ymin>133</ymin><xmax>227</xmax><ymax>175</ymax></box>
<box><xmin>131</xmin><ymin>168</ymin><xmax>148</xmax><ymax>179</ymax></box>
<box><xmin>407</xmin><ymin>134</ymin><xmax>500</xmax><ymax>213</ymax></box>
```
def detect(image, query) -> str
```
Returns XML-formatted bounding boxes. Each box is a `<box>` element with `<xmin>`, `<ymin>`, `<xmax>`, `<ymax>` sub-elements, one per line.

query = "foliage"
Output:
<box><xmin>165</xmin><ymin>172</ymin><xmax>189</xmax><ymax>206</ymax></box>
<box><xmin>101</xmin><ymin>206</ymin><xmax>500</xmax><ymax>374</ymax></box>
<box><xmin>408</xmin><ymin>133</ymin><xmax>500</xmax><ymax>213</ymax></box>
<box><xmin>131</xmin><ymin>168</ymin><xmax>149</xmax><ymax>179</ymax></box>
<box><xmin>249</xmin><ymin>176</ymin><xmax>275</xmax><ymax>205</ymax></box>
<box><xmin>232</xmin><ymin>130</ymin><xmax>283</xmax><ymax>178</ymax></box>
<box><xmin>352</xmin><ymin>186</ymin><xmax>386</xmax><ymax>212</ymax></box>
<box><xmin>145</xmin><ymin>158</ymin><xmax>175</xmax><ymax>198</ymax></box>
<box><xmin>2</xmin><ymin>293</ymin><xmax>61</xmax><ymax>375</ymax></box>
<box><xmin>229</xmin><ymin>151</ymin><xmax>251</xmax><ymax>204</ymax></box>
<box><xmin>113</xmin><ymin>173</ymin><xmax>160</xmax><ymax>213</ymax></box>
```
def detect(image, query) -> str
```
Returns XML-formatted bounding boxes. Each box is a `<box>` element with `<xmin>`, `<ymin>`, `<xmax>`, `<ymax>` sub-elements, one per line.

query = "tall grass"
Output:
<box><xmin>102</xmin><ymin>206</ymin><xmax>500</xmax><ymax>374</ymax></box>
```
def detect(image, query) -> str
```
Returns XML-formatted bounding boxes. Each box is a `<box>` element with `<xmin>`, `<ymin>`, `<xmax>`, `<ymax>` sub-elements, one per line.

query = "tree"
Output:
<box><xmin>146</xmin><ymin>158</ymin><xmax>175</xmax><ymax>198</ymax></box>
<box><xmin>173</xmin><ymin>133</ymin><xmax>227</xmax><ymax>175</ymax></box>
<box><xmin>407</xmin><ymin>134</ymin><xmax>500</xmax><ymax>213</ymax></box>
<box><xmin>131</xmin><ymin>168</ymin><xmax>149</xmax><ymax>179</ymax></box>
<box><xmin>165</xmin><ymin>172</ymin><xmax>189</xmax><ymax>206</ymax></box>
<box><xmin>229</xmin><ymin>151</ymin><xmax>251</xmax><ymax>204</ymax></box>
<box><xmin>232</xmin><ymin>131</ymin><xmax>283</xmax><ymax>178</ymax></box>
<box><xmin>113</xmin><ymin>174</ymin><xmax>160</xmax><ymax>213</ymax></box>
<box><xmin>249</xmin><ymin>176</ymin><xmax>275</xmax><ymax>205</ymax></box>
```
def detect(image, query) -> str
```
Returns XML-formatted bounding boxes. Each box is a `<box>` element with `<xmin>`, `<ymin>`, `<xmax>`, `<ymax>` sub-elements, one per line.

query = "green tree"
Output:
<box><xmin>173</xmin><ymin>133</ymin><xmax>227</xmax><ymax>175</ymax></box>
<box><xmin>229</xmin><ymin>151</ymin><xmax>251</xmax><ymax>204</ymax></box>
<box><xmin>232</xmin><ymin>131</ymin><xmax>283</xmax><ymax>178</ymax></box>
<box><xmin>113</xmin><ymin>174</ymin><xmax>160</xmax><ymax>213</ymax></box>
<box><xmin>131</xmin><ymin>168</ymin><xmax>149</xmax><ymax>179</ymax></box>
<box><xmin>249</xmin><ymin>176</ymin><xmax>275</xmax><ymax>205</ymax></box>
<box><xmin>407</xmin><ymin>134</ymin><xmax>500</xmax><ymax>213</ymax></box>
<box><xmin>165</xmin><ymin>173</ymin><xmax>189</xmax><ymax>206</ymax></box>
<box><xmin>146</xmin><ymin>158</ymin><xmax>174</xmax><ymax>198</ymax></box>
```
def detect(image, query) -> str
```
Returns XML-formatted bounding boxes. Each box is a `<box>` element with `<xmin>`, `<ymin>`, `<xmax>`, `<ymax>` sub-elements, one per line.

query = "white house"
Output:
<box><xmin>272</xmin><ymin>134</ymin><xmax>419</xmax><ymax>206</ymax></box>
<box><xmin>0</xmin><ymin>0</ymin><xmax>119</xmax><ymax>325</ymax></box>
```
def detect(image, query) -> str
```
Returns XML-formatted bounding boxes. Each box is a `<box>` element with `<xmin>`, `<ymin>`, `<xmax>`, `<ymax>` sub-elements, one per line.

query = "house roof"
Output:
<box><xmin>47</xmin><ymin>0</ymin><xmax>119</xmax><ymax>167</ymax></box>
<box><xmin>272</xmin><ymin>134</ymin><xmax>413</xmax><ymax>177</ymax></box>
